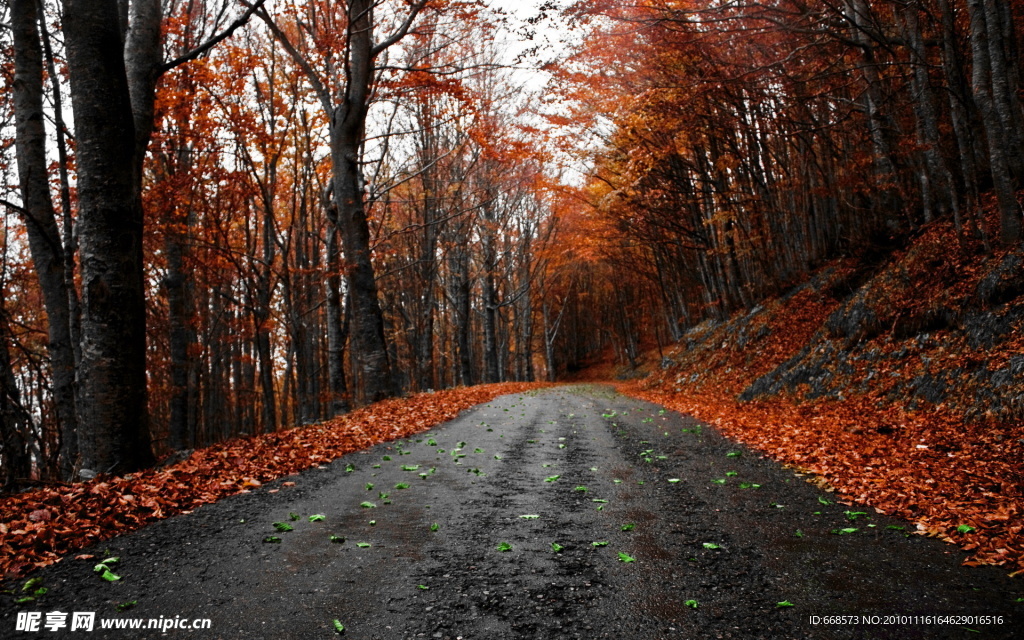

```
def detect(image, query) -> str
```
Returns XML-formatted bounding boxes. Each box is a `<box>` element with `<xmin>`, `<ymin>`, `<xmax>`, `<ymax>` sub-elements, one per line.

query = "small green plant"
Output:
<box><xmin>702</xmin><ymin>542</ymin><xmax>720</xmax><ymax>550</ymax></box>
<box><xmin>356</xmin><ymin>542</ymin><xmax>371</xmax><ymax>548</ymax></box>
<box><xmin>519</xmin><ymin>514</ymin><xmax>540</xmax><ymax>520</ymax></box>
<box><xmin>957</xmin><ymin>524</ymin><xmax>976</xmax><ymax>534</ymax></box>
<box><xmin>684</xmin><ymin>600</ymin><xmax>698</xmax><ymax>609</ymax></box>
<box><xmin>739</xmin><ymin>482</ymin><xmax>760</xmax><ymax>489</ymax></box>
<box><xmin>365</xmin><ymin>483</ymin><xmax>374</xmax><ymax>491</ymax></box>
<box><xmin>725</xmin><ymin>471</ymin><xmax>738</xmax><ymax>477</ymax></box>
<box><xmin>401</xmin><ymin>465</ymin><xmax>420</xmax><ymax>471</ymax></box>
<box><xmin>818</xmin><ymin>496</ymin><xmax>832</xmax><ymax>505</ymax></box>
<box><xmin>15</xmin><ymin>578</ymin><xmax>47</xmax><ymax>604</ymax></box>
<box><xmin>309</xmin><ymin>514</ymin><xmax>326</xmax><ymax>522</ymax></box>
<box><xmin>711</xmin><ymin>478</ymin><xmax>726</xmax><ymax>484</ymax></box>
<box><xmin>575</xmin><ymin>486</ymin><xmax>588</xmax><ymax>492</ymax></box>
<box><xmin>617</xmin><ymin>552</ymin><xmax>636</xmax><ymax>563</ymax></box>
<box><xmin>345</xmin><ymin>463</ymin><xmax>355</xmax><ymax>473</ymax></box>
<box><xmin>273</xmin><ymin>522</ymin><xmax>294</xmax><ymax>532</ymax></box>
<box><xmin>395</xmin><ymin>482</ymin><xmax>410</xmax><ymax>489</ymax></box>
<box><xmin>330</xmin><ymin>535</ymin><xmax>345</xmax><ymax>544</ymax></box>
<box><xmin>544</xmin><ymin>475</ymin><xmax>560</xmax><ymax>482</ymax></box>
<box><xmin>794</xmin><ymin>530</ymin><xmax>804</xmax><ymax>538</ymax></box>
<box><xmin>263</xmin><ymin>536</ymin><xmax>282</xmax><ymax>543</ymax></box>
<box><xmin>427</xmin><ymin>439</ymin><xmax>437</xmax><ymax>446</ymax></box>
<box><xmin>591</xmin><ymin>541</ymin><xmax>609</xmax><ymax>547</ymax></box>
<box><xmin>474</xmin><ymin>448</ymin><xmax>484</xmax><ymax>453</ymax></box>
<box><xmin>430</xmin><ymin>523</ymin><xmax>439</xmax><ymax>531</ymax></box>
<box><xmin>831</xmin><ymin>528</ymin><xmax>858</xmax><ymax>535</ymax></box>
<box><xmin>497</xmin><ymin>542</ymin><xmax>513</xmax><ymax>552</ymax></box>
<box><xmin>332</xmin><ymin>619</ymin><xmax>345</xmax><ymax>633</ymax></box>
<box><xmin>621</xmin><ymin>523</ymin><xmax>635</xmax><ymax>531</ymax></box>
<box><xmin>886</xmin><ymin>525</ymin><xmax>906</xmax><ymax>531</ymax></box>
<box><xmin>777</xmin><ymin>601</ymin><xmax>794</xmax><ymax>608</ymax></box>
<box><xmin>360</xmin><ymin>501</ymin><xmax>376</xmax><ymax>509</ymax></box>
<box><xmin>613</xmin><ymin>479</ymin><xmax>623</xmax><ymax>484</ymax></box>
<box><xmin>369</xmin><ymin>520</ymin><xmax>376</xmax><ymax>526</ymax></box>
<box><xmin>417</xmin><ymin>585</ymin><xmax>429</xmax><ymax>590</ymax></box>
<box><xmin>845</xmin><ymin>511</ymin><xmax>868</xmax><ymax>521</ymax></box>
<box><xmin>116</xmin><ymin>600</ymin><xmax>137</xmax><ymax>611</ymax></box>
<box><xmin>382</xmin><ymin>455</ymin><xmax>392</xmax><ymax>461</ymax></box>
<box><xmin>289</xmin><ymin>512</ymin><xmax>300</xmax><ymax>521</ymax></box>
<box><xmin>551</xmin><ymin>542</ymin><xmax>564</xmax><ymax>552</ymax></box>
<box><xmin>726</xmin><ymin>451</ymin><xmax>741</xmax><ymax>458</ymax></box>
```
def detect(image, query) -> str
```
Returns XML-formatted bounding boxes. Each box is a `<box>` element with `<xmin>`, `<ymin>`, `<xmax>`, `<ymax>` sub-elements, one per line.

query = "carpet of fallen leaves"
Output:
<box><xmin>619</xmin><ymin>218</ymin><xmax>1024</xmax><ymax>577</ymax></box>
<box><xmin>0</xmin><ymin>382</ymin><xmax>551</xmax><ymax>578</ymax></box>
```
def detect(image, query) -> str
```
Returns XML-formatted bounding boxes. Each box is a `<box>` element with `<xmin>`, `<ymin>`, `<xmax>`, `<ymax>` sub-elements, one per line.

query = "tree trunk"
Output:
<box><xmin>11</xmin><ymin>0</ymin><xmax>80</xmax><ymax>478</ymax></box>
<box><xmin>325</xmin><ymin>216</ymin><xmax>351</xmax><ymax>415</ymax></box>
<box><xmin>328</xmin><ymin>0</ymin><xmax>394</xmax><ymax>404</ymax></box>
<box><xmin>968</xmin><ymin>0</ymin><xmax>1022</xmax><ymax>243</ymax></box>
<box><xmin>63</xmin><ymin>0</ymin><xmax>154</xmax><ymax>474</ymax></box>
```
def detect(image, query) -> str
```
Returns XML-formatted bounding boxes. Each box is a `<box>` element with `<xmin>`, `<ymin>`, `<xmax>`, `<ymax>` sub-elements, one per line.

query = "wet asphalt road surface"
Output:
<box><xmin>1</xmin><ymin>385</ymin><xmax>1020</xmax><ymax>639</ymax></box>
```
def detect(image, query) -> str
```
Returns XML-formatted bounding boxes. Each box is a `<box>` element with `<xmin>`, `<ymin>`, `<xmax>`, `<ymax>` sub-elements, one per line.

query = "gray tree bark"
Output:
<box><xmin>11</xmin><ymin>0</ymin><xmax>80</xmax><ymax>478</ymax></box>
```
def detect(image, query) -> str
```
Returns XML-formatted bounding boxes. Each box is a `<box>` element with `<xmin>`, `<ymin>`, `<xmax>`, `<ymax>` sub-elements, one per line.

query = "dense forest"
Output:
<box><xmin>1</xmin><ymin>0</ymin><xmax>1022</xmax><ymax>488</ymax></box>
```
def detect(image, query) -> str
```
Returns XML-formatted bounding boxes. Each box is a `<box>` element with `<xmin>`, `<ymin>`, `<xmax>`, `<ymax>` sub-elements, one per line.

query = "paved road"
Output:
<box><xmin>2</xmin><ymin>385</ymin><xmax>1019</xmax><ymax>639</ymax></box>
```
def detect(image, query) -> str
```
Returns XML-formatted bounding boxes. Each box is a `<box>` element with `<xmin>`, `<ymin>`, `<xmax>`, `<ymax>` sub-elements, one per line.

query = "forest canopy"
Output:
<box><xmin>1</xmin><ymin>0</ymin><xmax>1022</xmax><ymax>486</ymax></box>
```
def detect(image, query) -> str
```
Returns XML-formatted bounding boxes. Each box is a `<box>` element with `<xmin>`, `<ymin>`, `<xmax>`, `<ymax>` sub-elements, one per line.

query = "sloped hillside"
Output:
<box><xmin>623</xmin><ymin>216</ymin><xmax>1024</xmax><ymax>576</ymax></box>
